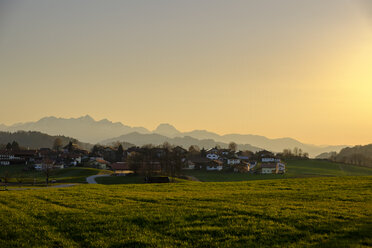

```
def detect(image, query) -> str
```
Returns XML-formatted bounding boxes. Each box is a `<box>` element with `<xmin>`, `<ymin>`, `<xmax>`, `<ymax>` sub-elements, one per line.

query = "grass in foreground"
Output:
<box><xmin>96</xmin><ymin>175</ymin><xmax>191</xmax><ymax>185</ymax></box>
<box><xmin>0</xmin><ymin>176</ymin><xmax>371</xmax><ymax>247</ymax></box>
<box><xmin>95</xmin><ymin>174</ymin><xmax>145</xmax><ymax>184</ymax></box>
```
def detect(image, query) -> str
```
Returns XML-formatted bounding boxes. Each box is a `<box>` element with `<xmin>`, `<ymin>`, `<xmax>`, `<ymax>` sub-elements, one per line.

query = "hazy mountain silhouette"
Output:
<box><xmin>0</xmin><ymin>116</ymin><xmax>346</xmax><ymax>156</ymax></box>
<box><xmin>101</xmin><ymin>132</ymin><xmax>261</xmax><ymax>152</ymax></box>
<box><xmin>153</xmin><ymin>123</ymin><xmax>182</xmax><ymax>137</ymax></box>
<box><xmin>0</xmin><ymin>115</ymin><xmax>150</xmax><ymax>144</ymax></box>
<box><xmin>152</xmin><ymin>123</ymin><xmax>345</xmax><ymax>157</ymax></box>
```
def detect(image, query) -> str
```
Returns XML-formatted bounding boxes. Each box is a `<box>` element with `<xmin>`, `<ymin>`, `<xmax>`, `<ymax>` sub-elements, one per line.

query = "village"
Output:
<box><xmin>0</xmin><ymin>140</ymin><xmax>288</xmax><ymax>182</ymax></box>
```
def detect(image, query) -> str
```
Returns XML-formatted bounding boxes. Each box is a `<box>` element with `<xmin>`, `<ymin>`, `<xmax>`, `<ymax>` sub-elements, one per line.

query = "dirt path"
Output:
<box><xmin>86</xmin><ymin>174</ymin><xmax>110</xmax><ymax>184</ymax></box>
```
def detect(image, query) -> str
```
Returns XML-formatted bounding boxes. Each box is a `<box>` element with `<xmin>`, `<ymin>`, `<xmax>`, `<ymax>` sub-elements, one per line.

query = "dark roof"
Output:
<box><xmin>110</xmin><ymin>162</ymin><xmax>130</xmax><ymax>170</ymax></box>
<box><xmin>188</xmin><ymin>156</ymin><xmax>210</xmax><ymax>163</ymax></box>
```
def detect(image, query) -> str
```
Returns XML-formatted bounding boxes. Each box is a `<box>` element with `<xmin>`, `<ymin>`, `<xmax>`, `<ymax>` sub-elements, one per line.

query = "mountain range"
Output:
<box><xmin>0</xmin><ymin>131</ymin><xmax>92</xmax><ymax>150</ymax></box>
<box><xmin>0</xmin><ymin>115</ymin><xmax>346</xmax><ymax>157</ymax></box>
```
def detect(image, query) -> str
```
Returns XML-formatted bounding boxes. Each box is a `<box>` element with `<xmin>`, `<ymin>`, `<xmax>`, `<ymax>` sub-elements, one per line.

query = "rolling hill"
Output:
<box><xmin>0</xmin><ymin>131</ymin><xmax>91</xmax><ymax>150</ymax></box>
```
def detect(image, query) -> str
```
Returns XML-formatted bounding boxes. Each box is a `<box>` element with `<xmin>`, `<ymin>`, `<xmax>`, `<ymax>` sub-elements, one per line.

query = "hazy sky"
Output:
<box><xmin>0</xmin><ymin>0</ymin><xmax>371</xmax><ymax>146</ymax></box>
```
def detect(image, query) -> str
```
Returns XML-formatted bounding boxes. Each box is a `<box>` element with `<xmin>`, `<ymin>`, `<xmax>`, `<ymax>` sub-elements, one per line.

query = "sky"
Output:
<box><xmin>0</xmin><ymin>0</ymin><xmax>371</xmax><ymax>146</ymax></box>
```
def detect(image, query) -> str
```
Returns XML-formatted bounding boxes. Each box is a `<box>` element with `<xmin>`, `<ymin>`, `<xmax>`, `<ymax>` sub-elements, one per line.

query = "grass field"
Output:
<box><xmin>183</xmin><ymin>160</ymin><xmax>372</xmax><ymax>182</ymax></box>
<box><xmin>0</xmin><ymin>165</ymin><xmax>112</xmax><ymax>184</ymax></box>
<box><xmin>95</xmin><ymin>174</ymin><xmax>145</xmax><ymax>184</ymax></box>
<box><xmin>0</xmin><ymin>176</ymin><xmax>371</xmax><ymax>247</ymax></box>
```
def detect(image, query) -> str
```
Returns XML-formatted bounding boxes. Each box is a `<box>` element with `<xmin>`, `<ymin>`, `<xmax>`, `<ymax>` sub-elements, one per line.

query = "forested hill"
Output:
<box><xmin>0</xmin><ymin>131</ymin><xmax>92</xmax><ymax>150</ymax></box>
<box><xmin>333</xmin><ymin>144</ymin><xmax>372</xmax><ymax>167</ymax></box>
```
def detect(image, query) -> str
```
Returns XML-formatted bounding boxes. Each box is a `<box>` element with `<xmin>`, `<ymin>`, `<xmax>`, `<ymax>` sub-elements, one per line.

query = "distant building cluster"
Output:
<box><xmin>0</xmin><ymin>141</ymin><xmax>287</xmax><ymax>175</ymax></box>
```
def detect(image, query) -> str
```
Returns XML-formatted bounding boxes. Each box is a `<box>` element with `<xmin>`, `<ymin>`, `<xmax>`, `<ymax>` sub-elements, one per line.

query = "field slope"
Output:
<box><xmin>184</xmin><ymin>159</ymin><xmax>372</xmax><ymax>182</ymax></box>
<box><xmin>1</xmin><ymin>176</ymin><xmax>371</xmax><ymax>247</ymax></box>
<box><xmin>0</xmin><ymin>165</ymin><xmax>112</xmax><ymax>184</ymax></box>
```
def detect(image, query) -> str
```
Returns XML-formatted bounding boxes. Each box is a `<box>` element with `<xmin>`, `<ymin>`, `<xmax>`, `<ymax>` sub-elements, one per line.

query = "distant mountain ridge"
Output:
<box><xmin>0</xmin><ymin>116</ymin><xmax>347</xmax><ymax>157</ymax></box>
<box><xmin>0</xmin><ymin>131</ymin><xmax>92</xmax><ymax>150</ymax></box>
<box><xmin>1</xmin><ymin>115</ymin><xmax>150</xmax><ymax>144</ymax></box>
<box><xmin>101</xmin><ymin>132</ymin><xmax>261</xmax><ymax>152</ymax></box>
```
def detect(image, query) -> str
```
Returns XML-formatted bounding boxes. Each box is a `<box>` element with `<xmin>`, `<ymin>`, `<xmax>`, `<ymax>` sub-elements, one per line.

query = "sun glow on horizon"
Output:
<box><xmin>0</xmin><ymin>0</ymin><xmax>371</xmax><ymax>146</ymax></box>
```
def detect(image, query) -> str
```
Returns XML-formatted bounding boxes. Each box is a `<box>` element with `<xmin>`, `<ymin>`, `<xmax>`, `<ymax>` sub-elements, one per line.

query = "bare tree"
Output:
<box><xmin>53</xmin><ymin>138</ymin><xmax>63</xmax><ymax>151</ymax></box>
<box><xmin>228</xmin><ymin>142</ymin><xmax>237</xmax><ymax>152</ymax></box>
<box><xmin>188</xmin><ymin>145</ymin><xmax>200</xmax><ymax>154</ymax></box>
<box><xmin>293</xmin><ymin>147</ymin><xmax>299</xmax><ymax>157</ymax></box>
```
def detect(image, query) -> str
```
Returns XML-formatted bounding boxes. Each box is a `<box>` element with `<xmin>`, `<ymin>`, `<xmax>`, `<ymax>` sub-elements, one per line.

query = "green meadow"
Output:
<box><xmin>0</xmin><ymin>165</ymin><xmax>111</xmax><ymax>185</ymax></box>
<box><xmin>1</xmin><ymin>176</ymin><xmax>371</xmax><ymax>247</ymax></box>
<box><xmin>183</xmin><ymin>160</ymin><xmax>372</xmax><ymax>182</ymax></box>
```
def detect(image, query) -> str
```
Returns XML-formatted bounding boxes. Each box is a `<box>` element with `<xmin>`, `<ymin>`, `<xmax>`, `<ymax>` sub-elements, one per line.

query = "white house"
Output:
<box><xmin>206</xmin><ymin>153</ymin><xmax>219</xmax><ymax>160</ymax></box>
<box><xmin>261</xmin><ymin>163</ymin><xmax>277</xmax><ymax>174</ymax></box>
<box><xmin>227</xmin><ymin>158</ymin><xmax>241</xmax><ymax>165</ymax></box>
<box><xmin>262</xmin><ymin>158</ymin><xmax>280</xmax><ymax>163</ymax></box>
<box><xmin>0</xmin><ymin>161</ymin><xmax>10</xmax><ymax>165</ymax></box>
<box><xmin>34</xmin><ymin>163</ymin><xmax>64</xmax><ymax>171</ymax></box>
<box><xmin>261</xmin><ymin>163</ymin><xmax>286</xmax><ymax>174</ymax></box>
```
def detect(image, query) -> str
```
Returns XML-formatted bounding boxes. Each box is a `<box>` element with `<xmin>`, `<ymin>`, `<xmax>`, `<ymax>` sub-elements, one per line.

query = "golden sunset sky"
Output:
<box><xmin>0</xmin><ymin>0</ymin><xmax>371</xmax><ymax>145</ymax></box>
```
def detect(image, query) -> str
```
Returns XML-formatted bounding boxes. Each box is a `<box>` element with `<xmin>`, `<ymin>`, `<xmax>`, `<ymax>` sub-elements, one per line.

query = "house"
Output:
<box><xmin>237</xmin><ymin>155</ymin><xmax>249</xmax><ymax>161</ymax></box>
<box><xmin>227</xmin><ymin>158</ymin><xmax>240</xmax><ymax>165</ymax></box>
<box><xmin>261</xmin><ymin>163</ymin><xmax>277</xmax><ymax>174</ymax></box>
<box><xmin>261</xmin><ymin>163</ymin><xmax>285</xmax><ymax>174</ymax></box>
<box><xmin>218</xmin><ymin>149</ymin><xmax>231</xmax><ymax>156</ymax></box>
<box><xmin>110</xmin><ymin>162</ymin><xmax>132</xmax><ymax>175</ymax></box>
<box><xmin>233</xmin><ymin>163</ymin><xmax>250</xmax><ymax>173</ymax></box>
<box><xmin>0</xmin><ymin>150</ymin><xmax>24</xmax><ymax>164</ymax></box>
<box><xmin>184</xmin><ymin>160</ymin><xmax>196</xmax><ymax>170</ymax></box>
<box><xmin>262</xmin><ymin>157</ymin><xmax>281</xmax><ymax>163</ymax></box>
<box><xmin>207</xmin><ymin>147</ymin><xmax>219</xmax><ymax>154</ymax></box>
<box><xmin>173</xmin><ymin>146</ymin><xmax>188</xmax><ymax>155</ymax></box>
<box><xmin>206</xmin><ymin>160</ymin><xmax>223</xmax><ymax>171</ymax></box>
<box><xmin>187</xmin><ymin>156</ymin><xmax>212</xmax><ymax>170</ymax></box>
<box><xmin>53</xmin><ymin>163</ymin><xmax>64</xmax><ymax>170</ymax></box>
<box><xmin>206</xmin><ymin>153</ymin><xmax>219</xmax><ymax>160</ymax></box>
<box><xmin>34</xmin><ymin>159</ymin><xmax>64</xmax><ymax>171</ymax></box>
<box><xmin>90</xmin><ymin>157</ymin><xmax>110</xmax><ymax>169</ymax></box>
<box><xmin>0</xmin><ymin>161</ymin><xmax>10</xmax><ymax>165</ymax></box>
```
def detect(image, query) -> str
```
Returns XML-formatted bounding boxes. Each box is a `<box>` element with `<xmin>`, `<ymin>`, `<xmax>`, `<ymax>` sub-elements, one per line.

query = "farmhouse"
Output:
<box><xmin>206</xmin><ymin>160</ymin><xmax>223</xmax><ymax>171</ymax></box>
<box><xmin>187</xmin><ymin>156</ymin><xmax>211</xmax><ymax>170</ymax></box>
<box><xmin>206</xmin><ymin>153</ymin><xmax>219</xmax><ymax>160</ymax></box>
<box><xmin>227</xmin><ymin>158</ymin><xmax>240</xmax><ymax>165</ymax></box>
<box><xmin>0</xmin><ymin>150</ymin><xmax>25</xmax><ymax>165</ymax></box>
<box><xmin>261</xmin><ymin>163</ymin><xmax>277</xmax><ymax>174</ymax></box>
<box><xmin>34</xmin><ymin>159</ymin><xmax>64</xmax><ymax>171</ymax></box>
<box><xmin>261</xmin><ymin>163</ymin><xmax>286</xmax><ymax>174</ymax></box>
<box><xmin>110</xmin><ymin>162</ymin><xmax>132</xmax><ymax>175</ymax></box>
<box><xmin>90</xmin><ymin>157</ymin><xmax>110</xmax><ymax>169</ymax></box>
<box><xmin>262</xmin><ymin>157</ymin><xmax>280</xmax><ymax>163</ymax></box>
